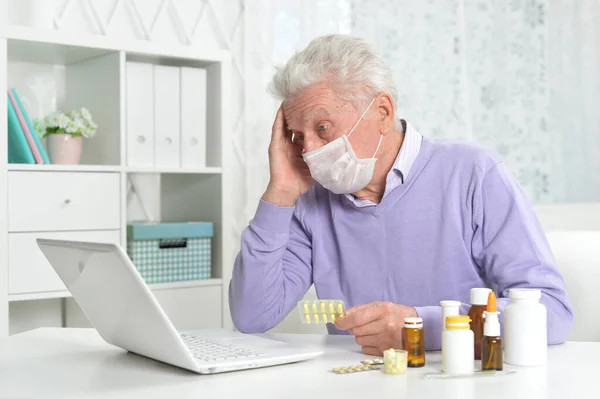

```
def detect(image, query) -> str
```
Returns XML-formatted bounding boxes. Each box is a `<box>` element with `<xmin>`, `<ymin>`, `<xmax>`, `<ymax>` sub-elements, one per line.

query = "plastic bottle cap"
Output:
<box><xmin>403</xmin><ymin>317</ymin><xmax>423</xmax><ymax>328</ymax></box>
<box><xmin>445</xmin><ymin>315</ymin><xmax>471</xmax><ymax>329</ymax></box>
<box><xmin>483</xmin><ymin>311</ymin><xmax>501</xmax><ymax>336</ymax></box>
<box><xmin>509</xmin><ymin>288</ymin><xmax>541</xmax><ymax>300</ymax></box>
<box><xmin>486</xmin><ymin>291</ymin><xmax>497</xmax><ymax>312</ymax></box>
<box><xmin>440</xmin><ymin>300</ymin><xmax>461</xmax><ymax>307</ymax></box>
<box><xmin>470</xmin><ymin>288</ymin><xmax>492</xmax><ymax>305</ymax></box>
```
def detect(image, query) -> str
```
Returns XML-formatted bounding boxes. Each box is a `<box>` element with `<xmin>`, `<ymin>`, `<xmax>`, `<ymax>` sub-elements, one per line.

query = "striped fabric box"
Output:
<box><xmin>126</xmin><ymin>222</ymin><xmax>213</xmax><ymax>284</ymax></box>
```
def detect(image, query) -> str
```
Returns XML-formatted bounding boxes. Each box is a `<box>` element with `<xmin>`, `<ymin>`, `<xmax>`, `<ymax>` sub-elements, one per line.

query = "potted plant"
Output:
<box><xmin>34</xmin><ymin>107</ymin><xmax>98</xmax><ymax>164</ymax></box>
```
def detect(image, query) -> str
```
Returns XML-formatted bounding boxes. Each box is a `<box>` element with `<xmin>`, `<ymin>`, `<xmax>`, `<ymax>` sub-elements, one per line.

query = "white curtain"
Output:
<box><xmin>546</xmin><ymin>0</ymin><xmax>600</xmax><ymax>203</ymax></box>
<box><xmin>242</xmin><ymin>0</ymin><xmax>600</xmax><ymax>226</ymax></box>
<box><xmin>243</xmin><ymin>0</ymin><xmax>352</xmax><ymax>222</ymax></box>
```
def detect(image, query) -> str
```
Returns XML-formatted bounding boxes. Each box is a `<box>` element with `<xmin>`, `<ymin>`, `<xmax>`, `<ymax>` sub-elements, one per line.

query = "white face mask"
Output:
<box><xmin>302</xmin><ymin>98</ymin><xmax>382</xmax><ymax>194</ymax></box>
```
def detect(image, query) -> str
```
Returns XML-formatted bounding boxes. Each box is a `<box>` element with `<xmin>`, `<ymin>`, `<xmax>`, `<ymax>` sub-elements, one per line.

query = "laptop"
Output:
<box><xmin>36</xmin><ymin>238</ymin><xmax>323</xmax><ymax>374</ymax></box>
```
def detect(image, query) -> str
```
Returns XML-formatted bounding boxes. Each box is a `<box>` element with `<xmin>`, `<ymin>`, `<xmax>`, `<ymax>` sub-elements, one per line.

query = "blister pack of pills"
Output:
<box><xmin>361</xmin><ymin>358</ymin><xmax>384</xmax><ymax>366</ymax></box>
<box><xmin>330</xmin><ymin>364</ymin><xmax>379</xmax><ymax>374</ymax></box>
<box><xmin>298</xmin><ymin>299</ymin><xmax>346</xmax><ymax>324</ymax></box>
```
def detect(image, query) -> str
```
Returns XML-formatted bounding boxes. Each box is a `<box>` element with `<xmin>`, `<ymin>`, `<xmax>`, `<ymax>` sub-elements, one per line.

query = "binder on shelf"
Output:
<box><xmin>153</xmin><ymin>64</ymin><xmax>181</xmax><ymax>168</ymax></box>
<box><xmin>180</xmin><ymin>66</ymin><xmax>207</xmax><ymax>168</ymax></box>
<box><xmin>7</xmin><ymin>89</ymin><xmax>44</xmax><ymax>164</ymax></box>
<box><xmin>7</xmin><ymin>94</ymin><xmax>35</xmax><ymax>164</ymax></box>
<box><xmin>126</xmin><ymin>61</ymin><xmax>155</xmax><ymax>167</ymax></box>
<box><xmin>10</xmin><ymin>88</ymin><xmax>50</xmax><ymax>164</ymax></box>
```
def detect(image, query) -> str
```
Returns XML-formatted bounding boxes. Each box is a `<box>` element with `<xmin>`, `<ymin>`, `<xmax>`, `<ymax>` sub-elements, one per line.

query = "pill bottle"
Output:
<box><xmin>481</xmin><ymin>292</ymin><xmax>503</xmax><ymax>371</ymax></box>
<box><xmin>467</xmin><ymin>287</ymin><xmax>492</xmax><ymax>360</ymax></box>
<box><xmin>441</xmin><ymin>315</ymin><xmax>474</xmax><ymax>374</ymax></box>
<box><xmin>402</xmin><ymin>317</ymin><xmax>425</xmax><ymax>367</ymax></box>
<box><xmin>504</xmin><ymin>288</ymin><xmax>547</xmax><ymax>366</ymax></box>
<box><xmin>440</xmin><ymin>300</ymin><xmax>460</xmax><ymax>330</ymax></box>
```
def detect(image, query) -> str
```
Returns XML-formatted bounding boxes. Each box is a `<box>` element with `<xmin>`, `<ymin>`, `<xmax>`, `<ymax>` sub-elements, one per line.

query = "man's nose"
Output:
<box><xmin>302</xmin><ymin>134</ymin><xmax>322</xmax><ymax>153</ymax></box>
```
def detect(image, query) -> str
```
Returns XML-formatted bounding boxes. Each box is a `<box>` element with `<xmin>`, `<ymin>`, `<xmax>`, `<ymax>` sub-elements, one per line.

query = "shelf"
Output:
<box><xmin>7</xmin><ymin>164</ymin><xmax>122</xmax><ymax>173</ymax></box>
<box><xmin>6</xmin><ymin>25</ymin><xmax>229</xmax><ymax>65</ymax></box>
<box><xmin>7</xmin><ymin>35</ymin><xmax>114</xmax><ymax>65</ymax></box>
<box><xmin>8</xmin><ymin>279</ymin><xmax>223</xmax><ymax>301</ymax></box>
<box><xmin>126</xmin><ymin>166</ymin><xmax>222</xmax><ymax>174</ymax></box>
<box><xmin>6</xmin><ymin>165</ymin><xmax>223</xmax><ymax>174</ymax></box>
<box><xmin>8</xmin><ymin>290</ymin><xmax>71</xmax><ymax>302</ymax></box>
<box><xmin>149</xmin><ymin>279</ymin><xmax>223</xmax><ymax>291</ymax></box>
<box><xmin>2</xmin><ymin>18</ymin><xmax>232</xmax><ymax>334</ymax></box>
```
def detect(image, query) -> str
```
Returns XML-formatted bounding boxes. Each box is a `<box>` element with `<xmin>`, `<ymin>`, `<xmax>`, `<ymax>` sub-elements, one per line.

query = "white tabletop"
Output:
<box><xmin>0</xmin><ymin>328</ymin><xmax>597</xmax><ymax>399</ymax></box>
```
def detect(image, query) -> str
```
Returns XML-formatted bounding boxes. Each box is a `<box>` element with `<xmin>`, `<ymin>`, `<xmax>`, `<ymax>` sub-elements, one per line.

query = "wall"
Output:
<box><xmin>350</xmin><ymin>0</ymin><xmax>600</xmax><ymax>204</ymax></box>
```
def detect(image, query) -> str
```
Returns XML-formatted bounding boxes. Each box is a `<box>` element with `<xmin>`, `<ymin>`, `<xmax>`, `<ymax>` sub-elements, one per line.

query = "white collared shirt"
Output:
<box><xmin>345</xmin><ymin>121</ymin><xmax>423</xmax><ymax>207</ymax></box>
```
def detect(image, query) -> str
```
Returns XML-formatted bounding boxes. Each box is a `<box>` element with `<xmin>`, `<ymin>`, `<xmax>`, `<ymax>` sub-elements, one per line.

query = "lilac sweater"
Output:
<box><xmin>229</xmin><ymin>137</ymin><xmax>574</xmax><ymax>350</ymax></box>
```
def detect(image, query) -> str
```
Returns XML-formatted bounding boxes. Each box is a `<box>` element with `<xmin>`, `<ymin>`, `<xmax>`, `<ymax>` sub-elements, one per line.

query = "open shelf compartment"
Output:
<box><xmin>6</xmin><ymin>36</ymin><xmax>122</xmax><ymax>167</ymax></box>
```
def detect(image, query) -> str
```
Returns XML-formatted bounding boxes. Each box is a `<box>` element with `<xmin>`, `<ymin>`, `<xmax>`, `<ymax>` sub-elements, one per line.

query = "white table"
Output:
<box><xmin>0</xmin><ymin>328</ymin><xmax>597</xmax><ymax>398</ymax></box>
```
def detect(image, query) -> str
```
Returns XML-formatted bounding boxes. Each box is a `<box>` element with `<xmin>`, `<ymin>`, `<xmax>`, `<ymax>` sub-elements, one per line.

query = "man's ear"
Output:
<box><xmin>376</xmin><ymin>92</ymin><xmax>395</xmax><ymax>135</ymax></box>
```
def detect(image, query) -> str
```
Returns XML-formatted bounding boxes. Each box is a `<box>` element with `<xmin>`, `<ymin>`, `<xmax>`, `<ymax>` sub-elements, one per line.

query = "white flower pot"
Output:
<box><xmin>47</xmin><ymin>134</ymin><xmax>83</xmax><ymax>164</ymax></box>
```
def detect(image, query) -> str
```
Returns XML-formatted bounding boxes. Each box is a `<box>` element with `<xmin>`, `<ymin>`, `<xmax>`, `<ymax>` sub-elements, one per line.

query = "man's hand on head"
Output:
<box><xmin>334</xmin><ymin>302</ymin><xmax>418</xmax><ymax>356</ymax></box>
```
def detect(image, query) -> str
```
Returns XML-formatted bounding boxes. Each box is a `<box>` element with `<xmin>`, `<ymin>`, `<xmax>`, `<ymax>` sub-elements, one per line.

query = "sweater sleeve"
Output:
<box><xmin>470</xmin><ymin>161</ymin><xmax>574</xmax><ymax>345</ymax></box>
<box><xmin>228</xmin><ymin>199</ymin><xmax>313</xmax><ymax>333</ymax></box>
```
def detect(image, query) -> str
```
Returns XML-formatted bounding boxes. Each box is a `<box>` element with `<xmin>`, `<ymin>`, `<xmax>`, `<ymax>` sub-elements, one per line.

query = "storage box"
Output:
<box><xmin>126</xmin><ymin>222</ymin><xmax>213</xmax><ymax>284</ymax></box>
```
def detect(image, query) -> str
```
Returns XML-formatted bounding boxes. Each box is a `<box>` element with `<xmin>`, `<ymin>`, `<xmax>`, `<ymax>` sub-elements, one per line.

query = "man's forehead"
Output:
<box><xmin>304</xmin><ymin>107</ymin><xmax>330</xmax><ymax>120</ymax></box>
<box><xmin>284</xmin><ymin>105</ymin><xmax>329</xmax><ymax>129</ymax></box>
<box><xmin>284</xmin><ymin>100</ymin><xmax>354</xmax><ymax>130</ymax></box>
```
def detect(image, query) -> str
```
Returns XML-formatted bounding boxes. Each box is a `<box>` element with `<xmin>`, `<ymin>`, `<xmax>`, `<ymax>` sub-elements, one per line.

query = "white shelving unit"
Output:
<box><xmin>0</xmin><ymin>23</ymin><xmax>234</xmax><ymax>336</ymax></box>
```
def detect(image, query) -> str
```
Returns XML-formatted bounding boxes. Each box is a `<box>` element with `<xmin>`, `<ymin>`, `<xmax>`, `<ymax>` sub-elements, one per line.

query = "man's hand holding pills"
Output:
<box><xmin>335</xmin><ymin>302</ymin><xmax>418</xmax><ymax>356</ymax></box>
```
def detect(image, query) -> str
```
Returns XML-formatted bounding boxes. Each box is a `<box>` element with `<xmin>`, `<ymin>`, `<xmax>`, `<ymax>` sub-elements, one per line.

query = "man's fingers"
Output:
<box><xmin>361</xmin><ymin>346</ymin><xmax>383</xmax><ymax>356</ymax></box>
<box><xmin>348</xmin><ymin>318</ymin><xmax>390</xmax><ymax>337</ymax></box>
<box><xmin>270</xmin><ymin>104</ymin><xmax>287</xmax><ymax>143</ymax></box>
<box><xmin>355</xmin><ymin>334</ymin><xmax>380</xmax><ymax>348</ymax></box>
<box><xmin>345</xmin><ymin>303</ymin><xmax>370</xmax><ymax>315</ymax></box>
<box><xmin>335</xmin><ymin>302</ymin><xmax>388</xmax><ymax>330</ymax></box>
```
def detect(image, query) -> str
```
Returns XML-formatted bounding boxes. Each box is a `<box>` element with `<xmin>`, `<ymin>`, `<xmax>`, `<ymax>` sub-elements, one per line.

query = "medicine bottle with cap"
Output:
<box><xmin>504</xmin><ymin>288</ymin><xmax>547</xmax><ymax>366</ymax></box>
<box><xmin>402</xmin><ymin>317</ymin><xmax>425</xmax><ymax>367</ymax></box>
<box><xmin>481</xmin><ymin>291</ymin><xmax>503</xmax><ymax>370</ymax></box>
<box><xmin>441</xmin><ymin>315</ymin><xmax>474</xmax><ymax>374</ymax></box>
<box><xmin>468</xmin><ymin>288</ymin><xmax>492</xmax><ymax>360</ymax></box>
<box><xmin>440</xmin><ymin>300</ymin><xmax>461</xmax><ymax>331</ymax></box>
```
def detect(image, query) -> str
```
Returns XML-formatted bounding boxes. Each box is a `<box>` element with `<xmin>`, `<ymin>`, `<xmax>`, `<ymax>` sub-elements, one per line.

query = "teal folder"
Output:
<box><xmin>11</xmin><ymin>88</ymin><xmax>50</xmax><ymax>164</ymax></box>
<box><xmin>7</xmin><ymin>95</ymin><xmax>35</xmax><ymax>164</ymax></box>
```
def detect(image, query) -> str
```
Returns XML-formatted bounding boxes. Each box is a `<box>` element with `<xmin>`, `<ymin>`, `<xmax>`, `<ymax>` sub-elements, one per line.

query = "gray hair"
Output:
<box><xmin>268</xmin><ymin>34</ymin><xmax>401</xmax><ymax>130</ymax></box>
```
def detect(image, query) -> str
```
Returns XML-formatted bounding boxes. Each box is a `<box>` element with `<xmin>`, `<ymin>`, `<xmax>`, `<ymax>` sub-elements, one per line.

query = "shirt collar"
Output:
<box><xmin>391</xmin><ymin>120</ymin><xmax>423</xmax><ymax>184</ymax></box>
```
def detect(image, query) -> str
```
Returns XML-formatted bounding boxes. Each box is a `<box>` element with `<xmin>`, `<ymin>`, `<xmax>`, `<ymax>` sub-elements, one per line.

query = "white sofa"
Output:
<box><xmin>269</xmin><ymin>203</ymin><xmax>600</xmax><ymax>342</ymax></box>
<box><xmin>544</xmin><ymin>230</ymin><xmax>600</xmax><ymax>342</ymax></box>
<box><xmin>537</xmin><ymin>203</ymin><xmax>600</xmax><ymax>342</ymax></box>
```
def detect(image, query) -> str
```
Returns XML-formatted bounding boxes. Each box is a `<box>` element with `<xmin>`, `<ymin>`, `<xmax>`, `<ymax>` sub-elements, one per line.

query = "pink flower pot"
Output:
<box><xmin>47</xmin><ymin>134</ymin><xmax>83</xmax><ymax>164</ymax></box>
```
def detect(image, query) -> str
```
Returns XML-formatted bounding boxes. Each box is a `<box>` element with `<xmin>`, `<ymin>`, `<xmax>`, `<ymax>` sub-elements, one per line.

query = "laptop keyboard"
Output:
<box><xmin>180</xmin><ymin>333</ymin><xmax>265</xmax><ymax>362</ymax></box>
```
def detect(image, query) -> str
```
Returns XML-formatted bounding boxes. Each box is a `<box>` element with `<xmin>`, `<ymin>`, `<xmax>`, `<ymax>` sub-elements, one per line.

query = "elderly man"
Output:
<box><xmin>228</xmin><ymin>34</ymin><xmax>573</xmax><ymax>354</ymax></box>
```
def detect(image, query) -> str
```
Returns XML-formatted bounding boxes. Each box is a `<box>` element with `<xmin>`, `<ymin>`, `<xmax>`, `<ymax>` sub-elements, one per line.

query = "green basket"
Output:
<box><xmin>126</xmin><ymin>222</ymin><xmax>213</xmax><ymax>284</ymax></box>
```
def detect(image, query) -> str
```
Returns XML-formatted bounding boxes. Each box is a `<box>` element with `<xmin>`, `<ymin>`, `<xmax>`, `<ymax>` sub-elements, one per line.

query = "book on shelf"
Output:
<box><xmin>6</xmin><ymin>88</ymin><xmax>50</xmax><ymax>164</ymax></box>
<box><xmin>7</xmin><ymin>92</ymin><xmax>34</xmax><ymax>164</ymax></box>
<box><xmin>10</xmin><ymin>88</ymin><xmax>50</xmax><ymax>164</ymax></box>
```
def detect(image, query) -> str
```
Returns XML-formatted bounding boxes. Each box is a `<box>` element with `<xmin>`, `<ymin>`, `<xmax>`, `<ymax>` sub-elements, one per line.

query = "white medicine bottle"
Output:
<box><xmin>441</xmin><ymin>315</ymin><xmax>474</xmax><ymax>374</ymax></box>
<box><xmin>504</xmin><ymin>288</ymin><xmax>547</xmax><ymax>366</ymax></box>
